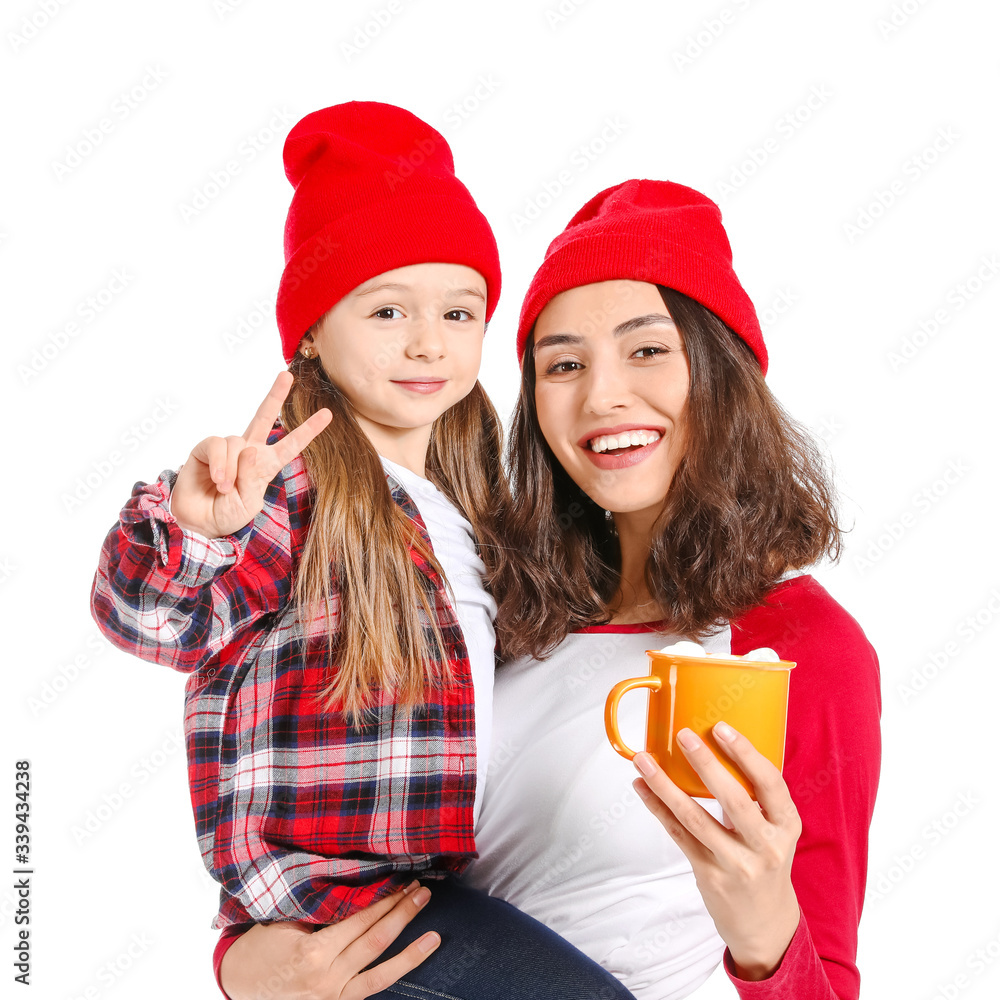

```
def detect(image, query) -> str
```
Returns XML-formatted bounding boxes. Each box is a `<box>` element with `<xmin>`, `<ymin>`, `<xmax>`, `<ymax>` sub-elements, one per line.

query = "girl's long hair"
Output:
<box><xmin>493</xmin><ymin>286</ymin><xmax>842</xmax><ymax>661</ymax></box>
<box><xmin>281</xmin><ymin>350</ymin><xmax>509</xmax><ymax>722</ymax></box>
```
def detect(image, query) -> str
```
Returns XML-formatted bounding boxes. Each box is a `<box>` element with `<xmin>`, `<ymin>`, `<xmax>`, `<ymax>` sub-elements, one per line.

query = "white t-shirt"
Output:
<box><xmin>464</xmin><ymin>626</ymin><xmax>733</xmax><ymax>1000</ymax></box>
<box><xmin>380</xmin><ymin>456</ymin><xmax>497</xmax><ymax>826</ymax></box>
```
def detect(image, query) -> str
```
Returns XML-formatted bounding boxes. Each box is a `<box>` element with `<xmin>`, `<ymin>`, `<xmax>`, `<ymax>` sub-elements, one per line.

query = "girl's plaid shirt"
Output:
<box><xmin>90</xmin><ymin>422</ymin><xmax>479</xmax><ymax>929</ymax></box>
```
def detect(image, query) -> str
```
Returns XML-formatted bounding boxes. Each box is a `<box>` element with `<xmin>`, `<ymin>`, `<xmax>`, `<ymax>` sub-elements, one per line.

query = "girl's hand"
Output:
<box><xmin>220</xmin><ymin>882</ymin><xmax>440</xmax><ymax>1000</ymax></box>
<box><xmin>632</xmin><ymin>722</ymin><xmax>802</xmax><ymax>981</ymax></box>
<box><xmin>171</xmin><ymin>371</ymin><xmax>332</xmax><ymax>539</ymax></box>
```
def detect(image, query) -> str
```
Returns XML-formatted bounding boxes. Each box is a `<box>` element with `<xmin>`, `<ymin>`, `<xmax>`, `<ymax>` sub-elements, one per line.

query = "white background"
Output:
<box><xmin>4</xmin><ymin>0</ymin><xmax>999</xmax><ymax>997</ymax></box>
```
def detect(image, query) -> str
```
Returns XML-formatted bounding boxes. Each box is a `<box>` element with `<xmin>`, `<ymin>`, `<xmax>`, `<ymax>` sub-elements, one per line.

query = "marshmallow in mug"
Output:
<box><xmin>657</xmin><ymin>640</ymin><xmax>780</xmax><ymax>662</ymax></box>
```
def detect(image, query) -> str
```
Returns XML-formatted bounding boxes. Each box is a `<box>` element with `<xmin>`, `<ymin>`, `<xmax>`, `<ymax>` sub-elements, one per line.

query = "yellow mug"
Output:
<box><xmin>604</xmin><ymin>650</ymin><xmax>795</xmax><ymax>799</ymax></box>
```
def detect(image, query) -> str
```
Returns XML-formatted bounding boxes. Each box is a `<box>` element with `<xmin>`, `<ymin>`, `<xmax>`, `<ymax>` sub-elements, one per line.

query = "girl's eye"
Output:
<box><xmin>444</xmin><ymin>308</ymin><xmax>474</xmax><ymax>321</ymax></box>
<box><xmin>633</xmin><ymin>345</ymin><xmax>667</xmax><ymax>360</ymax></box>
<box><xmin>373</xmin><ymin>307</ymin><xmax>403</xmax><ymax>320</ymax></box>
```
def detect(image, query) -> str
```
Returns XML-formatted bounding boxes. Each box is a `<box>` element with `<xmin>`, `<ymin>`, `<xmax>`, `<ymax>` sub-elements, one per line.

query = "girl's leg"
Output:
<box><xmin>368</xmin><ymin>878</ymin><xmax>635</xmax><ymax>1000</ymax></box>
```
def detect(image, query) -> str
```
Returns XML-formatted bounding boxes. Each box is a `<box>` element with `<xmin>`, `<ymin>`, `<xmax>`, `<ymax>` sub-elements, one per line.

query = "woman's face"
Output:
<box><xmin>532</xmin><ymin>279</ymin><xmax>690</xmax><ymax>518</ymax></box>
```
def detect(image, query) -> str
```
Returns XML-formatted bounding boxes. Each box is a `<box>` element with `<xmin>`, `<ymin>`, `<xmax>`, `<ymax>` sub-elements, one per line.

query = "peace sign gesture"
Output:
<box><xmin>171</xmin><ymin>371</ymin><xmax>332</xmax><ymax>539</ymax></box>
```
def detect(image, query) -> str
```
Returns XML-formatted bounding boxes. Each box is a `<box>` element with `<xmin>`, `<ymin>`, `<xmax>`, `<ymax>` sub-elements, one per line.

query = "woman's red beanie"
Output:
<box><xmin>276</xmin><ymin>101</ymin><xmax>502</xmax><ymax>362</ymax></box>
<box><xmin>516</xmin><ymin>179</ymin><xmax>766</xmax><ymax>374</ymax></box>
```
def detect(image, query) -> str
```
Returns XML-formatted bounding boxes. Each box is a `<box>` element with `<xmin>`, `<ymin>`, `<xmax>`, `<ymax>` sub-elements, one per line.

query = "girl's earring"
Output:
<box><xmin>301</xmin><ymin>346</ymin><xmax>314</xmax><ymax>359</ymax></box>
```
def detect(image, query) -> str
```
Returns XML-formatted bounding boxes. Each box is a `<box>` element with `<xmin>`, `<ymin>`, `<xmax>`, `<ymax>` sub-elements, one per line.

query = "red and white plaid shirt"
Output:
<box><xmin>90</xmin><ymin>422</ymin><xmax>479</xmax><ymax>929</ymax></box>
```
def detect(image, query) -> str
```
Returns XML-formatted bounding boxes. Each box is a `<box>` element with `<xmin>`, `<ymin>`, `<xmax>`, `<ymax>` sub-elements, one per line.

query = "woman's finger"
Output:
<box><xmin>710</xmin><ymin>722</ymin><xmax>801</xmax><ymax>836</ymax></box>
<box><xmin>336</xmin><ymin>884</ymin><xmax>434</xmax><ymax>975</ymax></box>
<box><xmin>242</xmin><ymin>370</ymin><xmax>294</xmax><ymax>444</ymax></box>
<box><xmin>634</xmin><ymin>747</ymin><xmax>730</xmax><ymax>853</ymax></box>
<box><xmin>344</xmin><ymin>932</ymin><xmax>441</xmax><ymax>1000</ymax></box>
<box><xmin>632</xmin><ymin>776</ymin><xmax>714</xmax><ymax>865</ymax></box>
<box><xmin>667</xmin><ymin>728</ymin><xmax>775</xmax><ymax>843</ymax></box>
<box><xmin>311</xmin><ymin>883</ymin><xmax>417</xmax><ymax>954</ymax></box>
<box><xmin>631</xmin><ymin>754</ymin><xmax>721</xmax><ymax>858</ymax></box>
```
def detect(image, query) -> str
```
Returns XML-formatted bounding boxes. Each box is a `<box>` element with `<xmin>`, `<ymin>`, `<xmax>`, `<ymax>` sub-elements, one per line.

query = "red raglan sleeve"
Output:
<box><xmin>726</xmin><ymin>575</ymin><xmax>882</xmax><ymax>1000</ymax></box>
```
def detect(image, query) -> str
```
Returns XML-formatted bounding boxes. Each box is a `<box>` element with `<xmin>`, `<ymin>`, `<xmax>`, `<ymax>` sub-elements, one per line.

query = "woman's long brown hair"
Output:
<box><xmin>492</xmin><ymin>286</ymin><xmax>842</xmax><ymax>661</ymax></box>
<box><xmin>281</xmin><ymin>350</ymin><xmax>509</xmax><ymax>722</ymax></box>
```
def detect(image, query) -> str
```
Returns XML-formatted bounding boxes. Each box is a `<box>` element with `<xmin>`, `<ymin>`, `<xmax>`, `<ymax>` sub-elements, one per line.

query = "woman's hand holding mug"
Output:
<box><xmin>632</xmin><ymin>724</ymin><xmax>802</xmax><ymax>981</ymax></box>
<box><xmin>606</xmin><ymin>645</ymin><xmax>802</xmax><ymax>979</ymax></box>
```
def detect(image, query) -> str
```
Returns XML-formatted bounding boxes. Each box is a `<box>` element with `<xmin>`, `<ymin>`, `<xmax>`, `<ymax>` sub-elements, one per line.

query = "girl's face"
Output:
<box><xmin>532</xmin><ymin>279</ymin><xmax>690</xmax><ymax>519</ymax></box>
<box><xmin>302</xmin><ymin>262</ymin><xmax>487</xmax><ymax>455</ymax></box>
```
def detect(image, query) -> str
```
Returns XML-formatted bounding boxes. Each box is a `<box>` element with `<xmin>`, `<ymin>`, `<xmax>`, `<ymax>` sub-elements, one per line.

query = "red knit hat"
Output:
<box><xmin>516</xmin><ymin>179</ymin><xmax>766</xmax><ymax>374</ymax></box>
<box><xmin>276</xmin><ymin>102</ymin><xmax>502</xmax><ymax>362</ymax></box>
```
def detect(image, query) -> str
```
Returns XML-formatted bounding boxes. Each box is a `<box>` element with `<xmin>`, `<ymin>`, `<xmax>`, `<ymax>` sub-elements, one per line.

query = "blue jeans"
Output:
<box><xmin>369</xmin><ymin>878</ymin><xmax>635</xmax><ymax>1000</ymax></box>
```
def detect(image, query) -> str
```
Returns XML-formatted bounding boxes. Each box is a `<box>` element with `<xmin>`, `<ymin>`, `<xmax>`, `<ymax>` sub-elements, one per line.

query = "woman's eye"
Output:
<box><xmin>633</xmin><ymin>345</ymin><xmax>666</xmax><ymax>359</ymax></box>
<box><xmin>444</xmin><ymin>308</ymin><xmax>474</xmax><ymax>321</ymax></box>
<box><xmin>373</xmin><ymin>307</ymin><xmax>403</xmax><ymax>320</ymax></box>
<box><xmin>544</xmin><ymin>360</ymin><xmax>583</xmax><ymax>375</ymax></box>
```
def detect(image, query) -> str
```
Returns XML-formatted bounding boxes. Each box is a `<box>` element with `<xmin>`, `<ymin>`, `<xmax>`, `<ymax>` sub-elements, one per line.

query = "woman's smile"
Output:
<box><xmin>580</xmin><ymin>424</ymin><xmax>665</xmax><ymax>469</ymax></box>
<box><xmin>583</xmin><ymin>426</ymin><xmax>663</xmax><ymax>454</ymax></box>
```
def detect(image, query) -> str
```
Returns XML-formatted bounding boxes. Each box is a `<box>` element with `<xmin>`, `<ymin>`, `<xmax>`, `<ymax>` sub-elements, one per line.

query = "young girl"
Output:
<box><xmin>91</xmin><ymin>102</ymin><xmax>636</xmax><ymax>1000</ymax></box>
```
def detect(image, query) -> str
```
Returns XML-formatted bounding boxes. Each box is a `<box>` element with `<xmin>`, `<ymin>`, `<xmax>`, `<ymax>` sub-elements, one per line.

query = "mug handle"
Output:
<box><xmin>604</xmin><ymin>675</ymin><xmax>663</xmax><ymax>760</ymax></box>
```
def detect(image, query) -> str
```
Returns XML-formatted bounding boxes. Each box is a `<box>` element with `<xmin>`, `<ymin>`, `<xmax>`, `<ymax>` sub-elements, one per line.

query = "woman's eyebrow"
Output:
<box><xmin>612</xmin><ymin>313</ymin><xmax>676</xmax><ymax>335</ymax></box>
<box><xmin>533</xmin><ymin>332</ymin><xmax>583</xmax><ymax>353</ymax></box>
<box><xmin>533</xmin><ymin>313</ymin><xmax>676</xmax><ymax>354</ymax></box>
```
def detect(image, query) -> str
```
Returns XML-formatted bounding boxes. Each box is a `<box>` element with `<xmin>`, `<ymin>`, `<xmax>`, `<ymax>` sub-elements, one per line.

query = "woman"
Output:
<box><xmin>217</xmin><ymin>180</ymin><xmax>880</xmax><ymax>1000</ymax></box>
<box><xmin>463</xmin><ymin>179</ymin><xmax>881</xmax><ymax>1000</ymax></box>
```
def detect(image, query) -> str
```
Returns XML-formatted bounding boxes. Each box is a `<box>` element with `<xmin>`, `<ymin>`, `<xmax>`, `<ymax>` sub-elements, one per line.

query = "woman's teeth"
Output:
<box><xmin>588</xmin><ymin>430</ymin><xmax>661</xmax><ymax>454</ymax></box>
